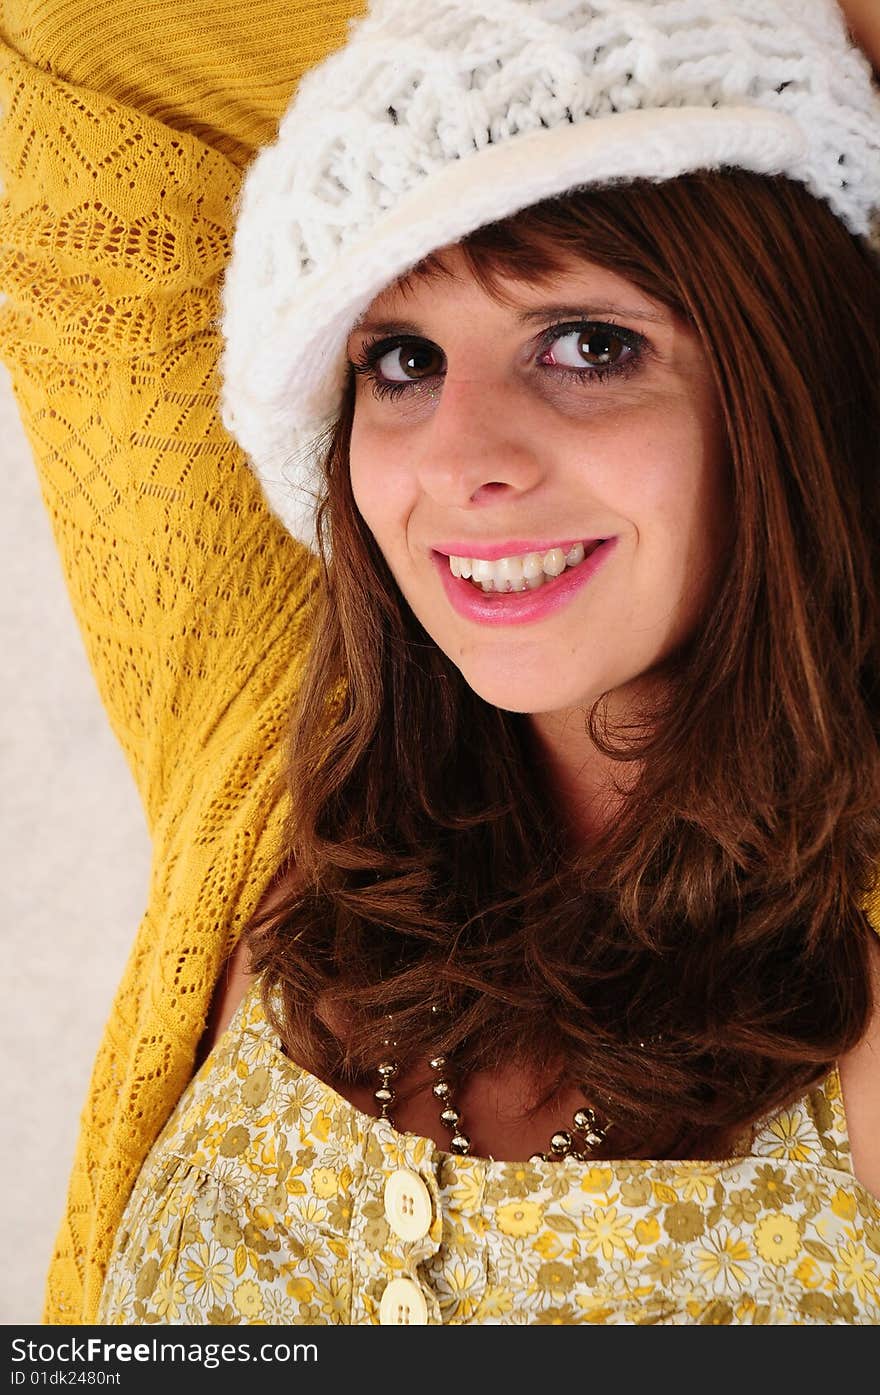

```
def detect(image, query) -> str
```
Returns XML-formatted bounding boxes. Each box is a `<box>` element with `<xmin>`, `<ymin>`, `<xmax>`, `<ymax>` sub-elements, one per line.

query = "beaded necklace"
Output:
<box><xmin>373</xmin><ymin>1014</ymin><xmax>610</xmax><ymax>1163</ymax></box>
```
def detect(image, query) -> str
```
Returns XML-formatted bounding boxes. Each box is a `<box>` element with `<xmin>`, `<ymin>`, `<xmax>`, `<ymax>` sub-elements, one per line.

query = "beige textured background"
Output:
<box><xmin>0</xmin><ymin>362</ymin><xmax>151</xmax><ymax>1324</ymax></box>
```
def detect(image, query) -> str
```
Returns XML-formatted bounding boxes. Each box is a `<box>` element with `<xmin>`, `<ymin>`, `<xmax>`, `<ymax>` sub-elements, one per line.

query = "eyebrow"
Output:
<box><xmin>518</xmin><ymin>302</ymin><xmax>671</xmax><ymax>326</ymax></box>
<box><xmin>350</xmin><ymin>302</ymin><xmax>671</xmax><ymax>339</ymax></box>
<box><xmin>350</xmin><ymin>318</ymin><xmax>426</xmax><ymax>339</ymax></box>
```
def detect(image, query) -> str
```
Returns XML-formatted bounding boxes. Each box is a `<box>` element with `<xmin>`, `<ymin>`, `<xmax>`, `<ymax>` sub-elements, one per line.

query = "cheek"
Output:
<box><xmin>632</xmin><ymin>390</ymin><xmax>727</xmax><ymax>528</ymax></box>
<box><xmin>600</xmin><ymin>403</ymin><xmax>729</xmax><ymax>604</ymax></box>
<box><xmin>639</xmin><ymin>418</ymin><xmax>730</xmax><ymax>617</ymax></box>
<box><xmin>349</xmin><ymin>421</ymin><xmax>391</xmax><ymax>536</ymax></box>
<box><xmin>347</xmin><ymin>417</ymin><xmax>375</xmax><ymax>522</ymax></box>
<box><xmin>348</xmin><ymin>422</ymin><xmax>417</xmax><ymax>564</ymax></box>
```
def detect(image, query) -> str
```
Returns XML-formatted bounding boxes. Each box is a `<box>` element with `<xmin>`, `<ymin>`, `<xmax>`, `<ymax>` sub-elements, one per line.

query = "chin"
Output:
<box><xmin>450</xmin><ymin>659</ymin><xmax>606</xmax><ymax>717</ymax></box>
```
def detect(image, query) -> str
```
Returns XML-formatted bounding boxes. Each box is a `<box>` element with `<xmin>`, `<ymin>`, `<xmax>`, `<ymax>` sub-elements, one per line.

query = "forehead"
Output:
<box><xmin>353</xmin><ymin>242</ymin><xmax>675</xmax><ymax>333</ymax></box>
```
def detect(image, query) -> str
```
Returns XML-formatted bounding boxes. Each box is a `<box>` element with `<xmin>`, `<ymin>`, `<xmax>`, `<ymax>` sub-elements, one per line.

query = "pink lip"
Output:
<box><xmin>433</xmin><ymin>539</ymin><xmax>585</xmax><ymax>562</ymax></box>
<box><xmin>431</xmin><ymin>538</ymin><xmax>616</xmax><ymax>627</ymax></box>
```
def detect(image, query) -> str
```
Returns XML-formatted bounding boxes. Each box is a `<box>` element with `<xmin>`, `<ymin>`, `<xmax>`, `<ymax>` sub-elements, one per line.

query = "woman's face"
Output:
<box><xmin>346</xmin><ymin>244</ymin><xmax>730</xmax><ymax>719</ymax></box>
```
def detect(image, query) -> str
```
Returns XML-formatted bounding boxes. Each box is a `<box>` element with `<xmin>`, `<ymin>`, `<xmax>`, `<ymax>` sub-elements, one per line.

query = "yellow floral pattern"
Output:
<box><xmin>98</xmin><ymin>985</ymin><xmax>880</xmax><ymax>1326</ymax></box>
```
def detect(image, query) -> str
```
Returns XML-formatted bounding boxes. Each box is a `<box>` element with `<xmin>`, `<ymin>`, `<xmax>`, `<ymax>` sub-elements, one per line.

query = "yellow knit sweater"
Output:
<box><xmin>0</xmin><ymin>0</ymin><xmax>364</xmax><ymax>1325</ymax></box>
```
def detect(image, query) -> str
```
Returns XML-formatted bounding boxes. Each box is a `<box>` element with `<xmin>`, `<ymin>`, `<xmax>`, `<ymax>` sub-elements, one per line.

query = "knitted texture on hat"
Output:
<box><xmin>219</xmin><ymin>0</ymin><xmax>880</xmax><ymax>549</ymax></box>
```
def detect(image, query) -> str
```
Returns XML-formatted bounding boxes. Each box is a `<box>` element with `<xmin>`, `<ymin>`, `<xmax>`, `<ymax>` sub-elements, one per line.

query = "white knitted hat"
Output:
<box><xmin>218</xmin><ymin>0</ymin><xmax>880</xmax><ymax>550</ymax></box>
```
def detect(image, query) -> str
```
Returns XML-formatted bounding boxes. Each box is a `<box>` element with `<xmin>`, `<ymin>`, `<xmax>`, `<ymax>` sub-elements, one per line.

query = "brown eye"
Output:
<box><xmin>576</xmin><ymin>329</ymin><xmax>626</xmax><ymax>365</ymax></box>
<box><xmin>377</xmin><ymin>341</ymin><xmax>444</xmax><ymax>381</ymax></box>
<box><xmin>547</xmin><ymin>327</ymin><xmax>631</xmax><ymax>368</ymax></box>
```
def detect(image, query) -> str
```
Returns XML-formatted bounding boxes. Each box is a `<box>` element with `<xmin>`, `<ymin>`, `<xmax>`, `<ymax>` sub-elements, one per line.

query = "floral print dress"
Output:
<box><xmin>98</xmin><ymin>982</ymin><xmax>880</xmax><ymax>1325</ymax></box>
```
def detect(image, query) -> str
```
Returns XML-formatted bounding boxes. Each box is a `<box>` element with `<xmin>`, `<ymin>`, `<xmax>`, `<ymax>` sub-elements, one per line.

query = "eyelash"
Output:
<box><xmin>349</xmin><ymin>321</ymin><xmax>649</xmax><ymax>401</ymax></box>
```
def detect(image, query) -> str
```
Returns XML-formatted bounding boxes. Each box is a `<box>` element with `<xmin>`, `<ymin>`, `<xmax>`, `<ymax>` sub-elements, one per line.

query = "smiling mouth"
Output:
<box><xmin>444</xmin><ymin>540</ymin><xmax>605</xmax><ymax>593</ymax></box>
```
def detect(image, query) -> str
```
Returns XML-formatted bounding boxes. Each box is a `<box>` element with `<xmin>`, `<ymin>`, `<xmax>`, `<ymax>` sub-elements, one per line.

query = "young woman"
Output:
<box><xmin>1</xmin><ymin>0</ymin><xmax>879</xmax><ymax>1326</ymax></box>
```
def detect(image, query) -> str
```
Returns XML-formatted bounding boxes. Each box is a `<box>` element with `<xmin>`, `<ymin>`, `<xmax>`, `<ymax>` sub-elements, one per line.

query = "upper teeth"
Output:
<box><xmin>449</xmin><ymin>542</ymin><xmax>588</xmax><ymax>591</ymax></box>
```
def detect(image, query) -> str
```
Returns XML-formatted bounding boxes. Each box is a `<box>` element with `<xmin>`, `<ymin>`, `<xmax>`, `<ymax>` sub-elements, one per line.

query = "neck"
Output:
<box><xmin>526</xmin><ymin>671</ymin><xmax>670</xmax><ymax>847</ymax></box>
<box><xmin>527</xmin><ymin>708</ymin><xmax>639</xmax><ymax>849</ymax></box>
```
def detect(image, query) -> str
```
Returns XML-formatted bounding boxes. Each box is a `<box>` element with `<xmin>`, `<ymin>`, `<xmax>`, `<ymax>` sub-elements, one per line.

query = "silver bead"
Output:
<box><xmin>450</xmin><ymin>1133</ymin><xmax>471</xmax><ymax>1154</ymax></box>
<box><xmin>550</xmin><ymin>1130</ymin><xmax>573</xmax><ymax>1156</ymax></box>
<box><xmin>439</xmin><ymin>1106</ymin><xmax>460</xmax><ymax>1128</ymax></box>
<box><xmin>377</xmin><ymin>1061</ymin><xmax>398</xmax><ymax>1080</ymax></box>
<box><xmin>431</xmin><ymin>1079</ymin><xmax>452</xmax><ymax>1101</ymax></box>
<box><xmin>573</xmin><ymin>1108</ymin><xmax>597</xmax><ymax>1132</ymax></box>
<box><xmin>374</xmin><ymin>1086</ymin><xmax>395</xmax><ymax>1107</ymax></box>
<box><xmin>428</xmin><ymin>1055</ymin><xmax>447</xmax><ymax>1072</ymax></box>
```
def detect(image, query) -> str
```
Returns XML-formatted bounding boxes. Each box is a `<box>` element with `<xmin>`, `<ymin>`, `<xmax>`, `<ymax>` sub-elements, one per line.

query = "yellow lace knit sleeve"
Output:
<box><xmin>0</xmin><ymin>1</ymin><xmax>363</xmax><ymax>827</ymax></box>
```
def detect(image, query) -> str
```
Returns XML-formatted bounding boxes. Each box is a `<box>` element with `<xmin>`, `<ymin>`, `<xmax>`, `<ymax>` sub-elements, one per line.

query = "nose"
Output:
<box><xmin>413</xmin><ymin>376</ymin><xmax>546</xmax><ymax>508</ymax></box>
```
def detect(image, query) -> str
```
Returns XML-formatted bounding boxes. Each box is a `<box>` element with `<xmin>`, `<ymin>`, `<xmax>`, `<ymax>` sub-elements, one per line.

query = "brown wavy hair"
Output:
<box><xmin>247</xmin><ymin>170</ymin><xmax>880</xmax><ymax>1159</ymax></box>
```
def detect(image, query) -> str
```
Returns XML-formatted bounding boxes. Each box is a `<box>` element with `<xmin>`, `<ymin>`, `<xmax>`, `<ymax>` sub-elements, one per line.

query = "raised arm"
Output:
<box><xmin>0</xmin><ymin>2</ymin><xmax>361</xmax><ymax>829</ymax></box>
<box><xmin>0</xmin><ymin>1</ymin><xmax>364</xmax><ymax>1325</ymax></box>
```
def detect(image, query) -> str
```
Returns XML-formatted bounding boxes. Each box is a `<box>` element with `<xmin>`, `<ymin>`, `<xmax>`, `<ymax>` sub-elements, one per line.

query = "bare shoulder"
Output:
<box><xmin>195</xmin><ymin>937</ymin><xmax>253</xmax><ymax>1067</ymax></box>
<box><xmin>195</xmin><ymin>864</ymin><xmax>298</xmax><ymax>1065</ymax></box>
<box><xmin>837</xmin><ymin>936</ymin><xmax>880</xmax><ymax>1200</ymax></box>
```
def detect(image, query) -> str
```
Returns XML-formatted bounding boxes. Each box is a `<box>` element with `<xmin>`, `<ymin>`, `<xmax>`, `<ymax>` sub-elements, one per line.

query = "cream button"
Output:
<box><xmin>383</xmin><ymin>1168</ymin><xmax>433</xmax><ymax>1242</ymax></box>
<box><xmin>379</xmin><ymin>1276</ymin><xmax>429</xmax><ymax>1326</ymax></box>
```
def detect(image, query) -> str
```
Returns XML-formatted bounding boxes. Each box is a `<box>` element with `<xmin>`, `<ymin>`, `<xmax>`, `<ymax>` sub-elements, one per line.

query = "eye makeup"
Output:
<box><xmin>348</xmin><ymin>318</ymin><xmax>652</xmax><ymax>402</ymax></box>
